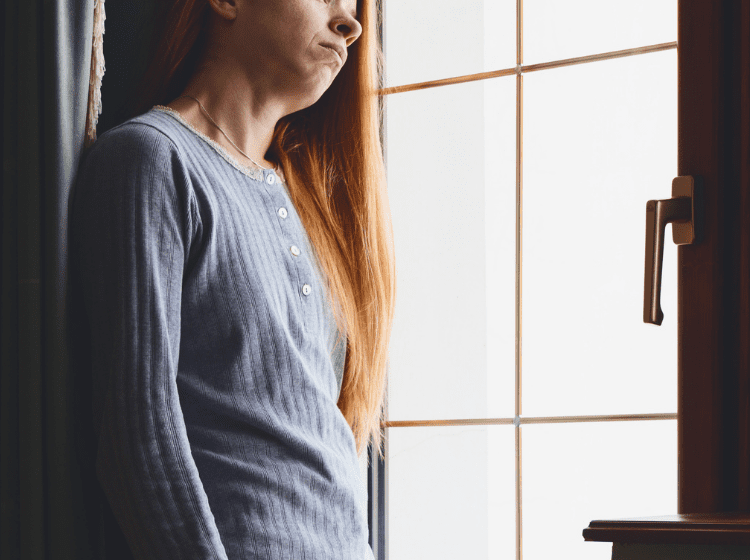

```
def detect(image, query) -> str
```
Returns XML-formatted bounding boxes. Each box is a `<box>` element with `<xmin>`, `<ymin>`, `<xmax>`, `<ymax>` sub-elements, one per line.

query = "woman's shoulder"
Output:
<box><xmin>76</xmin><ymin>108</ymin><xmax>198</xmax><ymax>205</ymax></box>
<box><xmin>83</xmin><ymin>107</ymin><xmax>184</xmax><ymax>166</ymax></box>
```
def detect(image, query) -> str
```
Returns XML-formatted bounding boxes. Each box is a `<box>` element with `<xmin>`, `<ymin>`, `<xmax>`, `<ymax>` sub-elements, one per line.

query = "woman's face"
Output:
<box><xmin>214</xmin><ymin>0</ymin><xmax>362</xmax><ymax>110</ymax></box>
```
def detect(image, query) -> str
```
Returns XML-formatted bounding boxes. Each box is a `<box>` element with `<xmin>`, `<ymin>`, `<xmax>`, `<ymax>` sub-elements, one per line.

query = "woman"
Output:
<box><xmin>70</xmin><ymin>0</ymin><xmax>395</xmax><ymax>557</ymax></box>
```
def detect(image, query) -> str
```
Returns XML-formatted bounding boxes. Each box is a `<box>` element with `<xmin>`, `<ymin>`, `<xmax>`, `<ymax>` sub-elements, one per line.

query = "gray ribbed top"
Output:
<box><xmin>70</xmin><ymin>106</ymin><xmax>372</xmax><ymax>559</ymax></box>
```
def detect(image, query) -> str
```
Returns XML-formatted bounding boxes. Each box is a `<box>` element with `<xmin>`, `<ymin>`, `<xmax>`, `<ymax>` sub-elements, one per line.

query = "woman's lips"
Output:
<box><xmin>321</xmin><ymin>44</ymin><xmax>344</xmax><ymax>64</ymax></box>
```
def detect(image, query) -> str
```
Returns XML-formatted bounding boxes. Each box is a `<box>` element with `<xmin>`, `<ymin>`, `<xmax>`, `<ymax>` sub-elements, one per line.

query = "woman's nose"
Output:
<box><xmin>332</xmin><ymin>13</ymin><xmax>362</xmax><ymax>45</ymax></box>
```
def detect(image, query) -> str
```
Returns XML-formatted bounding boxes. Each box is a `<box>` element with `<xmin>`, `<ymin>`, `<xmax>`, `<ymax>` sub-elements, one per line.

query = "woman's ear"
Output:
<box><xmin>208</xmin><ymin>0</ymin><xmax>240</xmax><ymax>21</ymax></box>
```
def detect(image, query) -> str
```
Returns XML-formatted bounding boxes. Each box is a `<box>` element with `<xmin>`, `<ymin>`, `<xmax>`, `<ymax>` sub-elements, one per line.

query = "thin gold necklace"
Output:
<box><xmin>177</xmin><ymin>94</ymin><xmax>275</xmax><ymax>172</ymax></box>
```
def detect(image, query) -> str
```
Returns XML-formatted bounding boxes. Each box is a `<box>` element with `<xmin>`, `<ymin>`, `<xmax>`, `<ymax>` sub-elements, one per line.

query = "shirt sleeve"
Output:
<box><xmin>71</xmin><ymin>124</ymin><xmax>228</xmax><ymax>560</ymax></box>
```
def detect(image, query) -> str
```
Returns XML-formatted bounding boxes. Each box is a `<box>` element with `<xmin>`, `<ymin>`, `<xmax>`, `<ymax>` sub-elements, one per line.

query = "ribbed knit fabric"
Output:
<box><xmin>70</xmin><ymin>106</ymin><xmax>374</xmax><ymax>560</ymax></box>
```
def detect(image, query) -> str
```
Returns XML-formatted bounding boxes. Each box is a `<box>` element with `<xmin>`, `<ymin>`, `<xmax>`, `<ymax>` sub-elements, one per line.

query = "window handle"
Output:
<box><xmin>644</xmin><ymin>175</ymin><xmax>704</xmax><ymax>325</ymax></box>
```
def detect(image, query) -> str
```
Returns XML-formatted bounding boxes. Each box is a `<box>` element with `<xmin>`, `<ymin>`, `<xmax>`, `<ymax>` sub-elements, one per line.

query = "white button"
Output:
<box><xmin>266</xmin><ymin>174</ymin><xmax>276</xmax><ymax>185</ymax></box>
<box><xmin>290</xmin><ymin>245</ymin><xmax>300</xmax><ymax>256</ymax></box>
<box><xmin>302</xmin><ymin>284</ymin><xmax>312</xmax><ymax>296</ymax></box>
<box><xmin>278</xmin><ymin>207</ymin><xmax>288</xmax><ymax>218</ymax></box>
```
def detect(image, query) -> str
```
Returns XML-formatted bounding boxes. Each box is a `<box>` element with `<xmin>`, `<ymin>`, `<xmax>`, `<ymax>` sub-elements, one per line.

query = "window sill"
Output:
<box><xmin>583</xmin><ymin>513</ymin><xmax>750</xmax><ymax>559</ymax></box>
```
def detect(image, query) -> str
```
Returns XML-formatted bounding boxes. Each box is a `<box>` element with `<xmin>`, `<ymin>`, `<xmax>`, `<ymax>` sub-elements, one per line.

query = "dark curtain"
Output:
<box><xmin>2</xmin><ymin>1</ymin><xmax>96</xmax><ymax>557</ymax></box>
<box><xmin>1</xmin><ymin>1</ymin><xmax>154</xmax><ymax>558</ymax></box>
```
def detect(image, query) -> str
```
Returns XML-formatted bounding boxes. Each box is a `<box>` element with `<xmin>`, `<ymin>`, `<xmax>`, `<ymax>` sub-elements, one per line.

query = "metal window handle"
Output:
<box><xmin>644</xmin><ymin>175</ymin><xmax>704</xmax><ymax>325</ymax></box>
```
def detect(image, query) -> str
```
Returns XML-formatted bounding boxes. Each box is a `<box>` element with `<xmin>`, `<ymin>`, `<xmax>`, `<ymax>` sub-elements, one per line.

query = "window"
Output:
<box><xmin>369</xmin><ymin>2</ymin><xmax>679</xmax><ymax>559</ymax></box>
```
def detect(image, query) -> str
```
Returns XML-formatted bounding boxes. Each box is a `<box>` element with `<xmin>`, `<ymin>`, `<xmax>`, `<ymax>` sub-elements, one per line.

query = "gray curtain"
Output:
<box><xmin>2</xmin><ymin>0</ymin><xmax>96</xmax><ymax>557</ymax></box>
<box><xmin>2</xmin><ymin>0</ymin><xmax>99</xmax><ymax>557</ymax></box>
<box><xmin>0</xmin><ymin>1</ymin><xmax>156</xmax><ymax>557</ymax></box>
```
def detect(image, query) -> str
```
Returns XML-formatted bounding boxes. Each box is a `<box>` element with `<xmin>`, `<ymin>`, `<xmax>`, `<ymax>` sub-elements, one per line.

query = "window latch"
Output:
<box><xmin>644</xmin><ymin>175</ymin><xmax>704</xmax><ymax>325</ymax></box>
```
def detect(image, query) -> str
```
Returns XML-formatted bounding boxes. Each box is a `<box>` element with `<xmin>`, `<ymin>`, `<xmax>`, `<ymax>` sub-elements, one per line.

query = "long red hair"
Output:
<box><xmin>125</xmin><ymin>0</ymin><xmax>395</xmax><ymax>460</ymax></box>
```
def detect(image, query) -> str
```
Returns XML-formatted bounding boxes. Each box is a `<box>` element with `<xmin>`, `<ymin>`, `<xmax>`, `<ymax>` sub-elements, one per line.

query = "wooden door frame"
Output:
<box><xmin>678</xmin><ymin>0</ymin><xmax>750</xmax><ymax>513</ymax></box>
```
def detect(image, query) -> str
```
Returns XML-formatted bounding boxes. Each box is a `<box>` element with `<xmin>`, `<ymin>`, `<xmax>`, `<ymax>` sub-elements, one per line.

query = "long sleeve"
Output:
<box><xmin>71</xmin><ymin>124</ymin><xmax>228</xmax><ymax>560</ymax></box>
<box><xmin>72</xmin><ymin>107</ymin><xmax>373</xmax><ymax>559</ymax></box>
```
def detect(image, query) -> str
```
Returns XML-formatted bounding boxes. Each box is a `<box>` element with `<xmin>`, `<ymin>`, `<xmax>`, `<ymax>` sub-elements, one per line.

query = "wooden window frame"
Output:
<box><xmin>677</xmin><ymin>0</ymin><xmax>750</xmax><ymax>516</ymax></box>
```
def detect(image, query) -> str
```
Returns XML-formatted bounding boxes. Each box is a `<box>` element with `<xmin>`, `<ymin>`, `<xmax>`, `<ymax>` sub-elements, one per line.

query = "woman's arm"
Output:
<box><xmin>71</xmin><ymin>124</ymin><xmax>228</xmax><ymax>560</ymax></box>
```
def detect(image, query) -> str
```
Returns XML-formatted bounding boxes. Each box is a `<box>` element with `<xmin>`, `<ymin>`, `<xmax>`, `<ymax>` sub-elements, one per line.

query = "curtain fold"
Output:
<box><xmin>2</xmin><ymin>0</ymin><xmax>101</xmax><ymax>558</ymax></box>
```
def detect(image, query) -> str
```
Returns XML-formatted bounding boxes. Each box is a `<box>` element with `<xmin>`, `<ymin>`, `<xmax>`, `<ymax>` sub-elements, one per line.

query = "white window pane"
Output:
<box><xmin>522</xmin><ymin>420</ymin><xmax>677</xmax><ymax>560</ymax></box>
<box><xmin>522</xmin><ymin>50</ymin><xmax>678</xmax><ymax>417</ymax></box>
<box><xmin>388</xmin><ymin>425</ymin><xmax>515</xmax><ymax>560</ymax></box>
<box><xmin>524</xmin><ymin>0</ymin><xmax>677</xmax><ymax>66</ymax></box>
<box><xmin>384</xmin><ymin>0</ymin><xmax>516</xmax><ymax>87</ymax></box>
<box><xmin>386</xmin><ymin>77</ymin><xmax>516</xmax><ymax>421</ymax></box>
